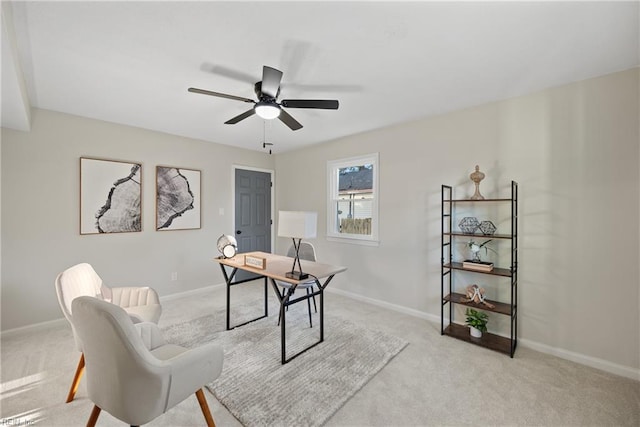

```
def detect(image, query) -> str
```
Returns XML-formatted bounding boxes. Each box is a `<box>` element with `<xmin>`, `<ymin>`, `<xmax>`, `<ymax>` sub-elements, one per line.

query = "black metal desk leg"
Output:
<box><xmin>220</xmin><ymin>264</ymin><xmax>268</xmax><ymax>330</ymax></box>
<box><xmin>320</xmin><ymin>286</ymin><xmax>324</xmax><ymax>342</ymax></box>
<box><xmin>269</xmin><ymin>276</ymin><xmax>335</xmax><ymax>364</ymax></box>
<box><xmin>279</xmin><ymin>287</ymin><xmax>294</xmax><ymax>364</ymax></box>
<box><xmin>221</xmin><ymin>266</ymin><xmax>238</xmax><ymax>330</ymax></box>
<box><xmin>317</xmin><ymin>275</ymin><xmax>335</xmax><ymax>342</ymax></box>
<box><xmin>281</xmin><ymin>299</ymin><xmax>286</xmax><ymax>364</ymax></box>
<box><xmin>264</xmin><ymin>276</ymin><xmax>269</xmax><ymax>318</ymax></box>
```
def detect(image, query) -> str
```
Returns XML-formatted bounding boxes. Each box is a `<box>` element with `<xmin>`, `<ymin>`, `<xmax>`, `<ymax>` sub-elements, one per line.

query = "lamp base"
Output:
<box><xmin>286</xmin><ymin>271</ymin><xmax>309</xmax><ymax>280</ymax></box>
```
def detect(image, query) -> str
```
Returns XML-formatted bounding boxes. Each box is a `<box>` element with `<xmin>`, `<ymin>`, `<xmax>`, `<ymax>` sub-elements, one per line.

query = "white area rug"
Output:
<box><xmin>162</xmin><ymin>302</ymin><xmax>408</xmax><ymax>427</ymax></box>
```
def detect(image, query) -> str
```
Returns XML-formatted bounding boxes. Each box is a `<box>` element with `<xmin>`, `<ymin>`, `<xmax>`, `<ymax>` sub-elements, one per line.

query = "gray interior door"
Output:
<box><xmin>235</xmin><ymin>169</ymin><xmax>271</xmax><ymax>280</ymax></box>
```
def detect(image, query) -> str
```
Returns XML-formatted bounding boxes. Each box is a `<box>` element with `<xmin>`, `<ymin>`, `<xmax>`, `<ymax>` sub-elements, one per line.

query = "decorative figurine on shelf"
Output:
<box><xmin>478</xmin><ymin>220</ymin><xmax>497</xmax><ymax>235</ymax></box>
<box><xmin>461</xmin><ymin>284</ymin><xmax>495</xmax><ymax>309</ymax></box>
<box><xmin>468</xmin><ymin>239</ymin><xmax>495</xmax><ymax>262</ymax></box>
<box><xmin>469</xmin><ymin>165</ymin><xmax>485</xmax><ymax>200</ymax></box>
<box><xmin>458</xmin><ymin>217</ymin><xmax>479</xmax><ymax>234</ymax></box>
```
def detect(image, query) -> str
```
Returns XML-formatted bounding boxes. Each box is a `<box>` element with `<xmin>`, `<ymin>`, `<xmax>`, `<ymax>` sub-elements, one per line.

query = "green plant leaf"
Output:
<box><xmin>465</xmin><ymin>308</ymin><xmax>488</xmax><ymax>331</ymax></box>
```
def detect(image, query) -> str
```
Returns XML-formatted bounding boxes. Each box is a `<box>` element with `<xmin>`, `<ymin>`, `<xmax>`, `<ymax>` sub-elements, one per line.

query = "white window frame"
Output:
<box><xmin>327</xmin><ymin>153</ymin><xmax>379</xmax><ymax>246</ymax></box>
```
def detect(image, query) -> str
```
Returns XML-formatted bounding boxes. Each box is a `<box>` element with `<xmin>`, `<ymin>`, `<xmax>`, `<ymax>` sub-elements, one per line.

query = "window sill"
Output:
<box><xmin>326</xmin><ymin>235</ymin><xmax>380</xmax><ymax>247</ymax></box>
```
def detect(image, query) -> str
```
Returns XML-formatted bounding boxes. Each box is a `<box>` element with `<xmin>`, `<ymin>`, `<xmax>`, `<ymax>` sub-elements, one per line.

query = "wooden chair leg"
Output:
<box><xmin>66</xmin><ymin>353</ymin><xmax>85</xmax><ymax>403</ymax></box>
<box><xmin>86</xmin><ymin>405</ymin><xmax>101</xmax><ymax>427</ymax></box>
<box><xmin>195</xmin><ymin>388</ymin><xmax>216</xmax><ymax>427</ymax></box>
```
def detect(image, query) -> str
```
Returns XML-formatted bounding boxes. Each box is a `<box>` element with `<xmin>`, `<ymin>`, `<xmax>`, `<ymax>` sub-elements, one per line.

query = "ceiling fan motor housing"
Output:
<box><xmin>254</xmin><ymin>81</ymin><xmax>279</xmax><ymax>102</ymax></box>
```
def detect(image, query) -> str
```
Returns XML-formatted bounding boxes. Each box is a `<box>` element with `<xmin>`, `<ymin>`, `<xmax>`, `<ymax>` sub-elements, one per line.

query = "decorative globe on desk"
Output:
<box><xmin>217</xmin><ymin>234</ymin><xmax>238</xmax><ymax>258</ymax></box>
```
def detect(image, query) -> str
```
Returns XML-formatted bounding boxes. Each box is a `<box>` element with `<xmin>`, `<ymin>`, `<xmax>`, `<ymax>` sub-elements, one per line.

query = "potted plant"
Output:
<box><xmin>465</xmin><ymin>308</ymin><xmax>488</xmax><ymax>338</ymax></box>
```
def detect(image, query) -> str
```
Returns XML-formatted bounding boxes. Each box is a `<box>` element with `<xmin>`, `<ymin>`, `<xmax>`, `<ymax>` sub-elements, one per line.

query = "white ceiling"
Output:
<box><xmin>2</xmin><ymin>1</ymin><xmax>638</xmax><ymax>153</ymax></box>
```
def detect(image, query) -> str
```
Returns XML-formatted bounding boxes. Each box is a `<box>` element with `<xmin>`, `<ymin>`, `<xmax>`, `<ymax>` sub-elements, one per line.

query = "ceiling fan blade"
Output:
<box><xmin>278</xmin><ymin>108</ymin><xmax>303</xmax><ymax>131</ymax></box>
<box><xmin>261</xmin><ymin>66</ymin><xmax>283</xmax><ymax>98</ymax></box>
<box><xmin>225</xmin><ymin>108</ymin><xmax>256</xmax><ymax>124</ymax></box>
<box><xmin>281</xmin><ymin>99</ymin><xmax>339</xmax><ymax>109</ymax></box>
<box><xmin>188</xmin><ymin>87</ymin><xmax>254</xmax><ymax>103</ymax></box>
<box><xmin>200</xmin><ymin>63</ymin><xmax>258</xmax><ymax>85</ymax></box>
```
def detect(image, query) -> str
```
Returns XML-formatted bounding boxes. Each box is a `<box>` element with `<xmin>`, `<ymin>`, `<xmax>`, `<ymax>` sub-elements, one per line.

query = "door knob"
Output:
<box><xmin>236</xmin><ymin>230</ymin><xmax>242</xmax><ymax>235</ymax></box>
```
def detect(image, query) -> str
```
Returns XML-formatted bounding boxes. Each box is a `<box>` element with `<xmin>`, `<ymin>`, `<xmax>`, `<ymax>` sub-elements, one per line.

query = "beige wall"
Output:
<box><xmin>1</xmin><ymin>109</ymin><xmax>274</xmax><ymax>330</ymax></box>
<box><xmin>2</xmin><ymin>69</ymin><xmax>638</xmax><ymax>377</ymax></box>
<box><xmin>276</xmin><ymin>68</ymin><xmax>639</xmax><ymax>375</ymax></box>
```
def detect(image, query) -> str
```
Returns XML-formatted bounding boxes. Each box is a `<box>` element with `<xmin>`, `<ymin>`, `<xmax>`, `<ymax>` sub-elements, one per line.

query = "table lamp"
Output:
<box><xmin>277</xmin><ymin>211</ymin><xmax>317</xmax><ymax>280</ymax></box>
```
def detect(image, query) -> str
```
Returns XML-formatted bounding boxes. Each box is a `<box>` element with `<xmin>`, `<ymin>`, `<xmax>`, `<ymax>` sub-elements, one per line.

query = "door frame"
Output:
<box><xmin>231</xmin><ymin>165</ymin><xmax>275</xmax><ymax>253</ymax></box>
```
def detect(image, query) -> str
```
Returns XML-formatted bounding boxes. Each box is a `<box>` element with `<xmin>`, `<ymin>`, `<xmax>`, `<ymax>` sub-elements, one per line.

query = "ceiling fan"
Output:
<box><xmin>188</xmin><ymin>65</ymin><xmax>339</xmax><ymax>131</ymax></box>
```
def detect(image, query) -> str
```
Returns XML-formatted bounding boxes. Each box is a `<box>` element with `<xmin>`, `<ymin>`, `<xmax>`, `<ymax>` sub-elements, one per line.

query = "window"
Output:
<box><xmin>327</xmin><ymin>153</ymin><xmax>379</xmax><ymax>245</ymax></box>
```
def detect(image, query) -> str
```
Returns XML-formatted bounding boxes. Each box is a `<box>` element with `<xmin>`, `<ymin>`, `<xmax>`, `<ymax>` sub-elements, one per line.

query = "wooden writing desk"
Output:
<box><xmin>214</xmin><ymin>251</ymin><xmax>347</xmax><ymax>364</ymax></box>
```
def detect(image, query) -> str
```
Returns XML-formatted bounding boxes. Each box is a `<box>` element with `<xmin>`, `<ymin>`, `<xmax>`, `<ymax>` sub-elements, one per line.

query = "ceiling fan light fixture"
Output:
<box><xmin>255</xmin><ymin>102</ymin><xmax>281</xmax><ymax>120</ymax></box>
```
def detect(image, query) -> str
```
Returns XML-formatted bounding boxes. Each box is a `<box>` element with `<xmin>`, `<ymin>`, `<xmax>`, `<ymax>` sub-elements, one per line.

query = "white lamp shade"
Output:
<box><xmin>277</xmin><ymin>211</ymin><xmax>317</xmax><ymax>239</ymax></box>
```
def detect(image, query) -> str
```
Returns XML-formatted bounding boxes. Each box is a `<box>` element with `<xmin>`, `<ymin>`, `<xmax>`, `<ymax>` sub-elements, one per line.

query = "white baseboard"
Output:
<box><xmin>4</xmin><ymin>283</ymin><xmax>638</xmax><ymax>381</ymax></box>
<box><xmin>326</xmin><ymin>287</ymin><xmax>640</xmax><ymax>381</ymax></box>
<box><xmin>159</xmin><ymin>283</ymin><xmax>224</xmax><ymax>302</ymax></box>
<box><xmin>518</xmin><ymin>338</ymin><xmax>640</xmax><ymax>381</ymax></box>
<box><xmin>1</xmin><ymin>317</ymin><xmax>68</xmax><ymax>339</ymax></box>
<box><xmin>325</xmin><ymin>287</ymin><xmax>441</xmax><ymax>323</ymax></box>
<box><xmin>1</xmin><ymin>284</ymin><xmax>225</xmax><ymax>339</ymax></box>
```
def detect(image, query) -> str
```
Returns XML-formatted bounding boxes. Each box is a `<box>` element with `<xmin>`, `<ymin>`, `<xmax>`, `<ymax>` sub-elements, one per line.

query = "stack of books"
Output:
<box><xmin>462</xmin><ymin>260</ymin><xmax>494</xmax><ymax>272</ymax></box>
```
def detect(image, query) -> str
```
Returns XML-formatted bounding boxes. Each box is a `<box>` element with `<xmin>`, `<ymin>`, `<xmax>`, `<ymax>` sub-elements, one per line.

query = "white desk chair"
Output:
<box><xmin>275</xmin><ymin>242</ymin><xmax>318</xmax><ymax>327</ymax></box>
<box><xmin>55</xmin><ymin>262</ymin><xmax>162</xmax><ymax>403</ymax></box>
<box><xmin>71</xmin><ymin>296</ymin><xmax>223</xmax><ymax>427</ymax></box>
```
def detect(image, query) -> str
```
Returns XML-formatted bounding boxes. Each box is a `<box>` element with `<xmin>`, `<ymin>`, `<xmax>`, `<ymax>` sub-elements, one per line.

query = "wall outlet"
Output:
<box><xmin>171</xmin><ymin>272</ymin><xmax>178</xmax><ymax>281</ymax></box>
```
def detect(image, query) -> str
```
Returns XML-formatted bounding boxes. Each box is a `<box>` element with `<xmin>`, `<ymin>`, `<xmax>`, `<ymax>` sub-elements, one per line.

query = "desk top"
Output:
<box><xmin>214</xmin><ymin>251</ymin><xmax>347</xmax><ymax>284</ymax></box>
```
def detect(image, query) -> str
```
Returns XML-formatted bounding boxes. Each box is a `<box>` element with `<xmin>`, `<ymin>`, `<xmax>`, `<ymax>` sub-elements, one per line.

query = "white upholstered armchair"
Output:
<box><xmin>71</xmin><ymin>296</ymin><xmax>223</xmax><ymax>427</ymax></box>
<box><xmin>54</xmin><ymin>262</ymin><xmax>162</xmax><ymax>402</ymax></box>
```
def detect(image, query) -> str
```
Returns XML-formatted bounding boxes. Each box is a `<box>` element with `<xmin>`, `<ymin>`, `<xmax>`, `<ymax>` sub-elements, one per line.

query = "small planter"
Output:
<box><xmin>470</xmin><ymin>326</ymin><xmax>482</xmax><ymax>338</ymax></box>
<box><xmin>465</xmin><ymin>308</ymin><xmax>488</xmax><ymax>339</ymax></box>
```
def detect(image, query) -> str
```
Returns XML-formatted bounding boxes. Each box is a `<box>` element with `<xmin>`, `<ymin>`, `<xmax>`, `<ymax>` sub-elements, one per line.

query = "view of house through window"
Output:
<box><xmin>327</xmin><ymin>153</ymin><xmax>378</xmax><ymax>244</ymax></box>
<box><xmin>337</xmin><ymin>165</ymin><xmax>373</xmax><ymax>235</ymax></box>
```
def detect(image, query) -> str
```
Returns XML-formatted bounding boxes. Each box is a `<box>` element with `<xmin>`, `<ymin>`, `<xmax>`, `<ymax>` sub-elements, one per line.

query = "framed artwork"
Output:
<box><xmin>80</xmin><ymin>157</ymin><xmax>142</xmax><ymax>234</ymax></box>
<box><xmin>156</xmin><ymin>166</ymin><xmax>201</xmax><ymax>231</ymax></box>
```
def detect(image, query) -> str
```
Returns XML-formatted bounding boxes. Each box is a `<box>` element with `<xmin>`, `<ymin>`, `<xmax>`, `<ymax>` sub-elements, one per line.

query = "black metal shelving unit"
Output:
<box><xmin>441</xmin><ymin>181</ymin><xmax>518</xmax><ymax>357</ymax></box>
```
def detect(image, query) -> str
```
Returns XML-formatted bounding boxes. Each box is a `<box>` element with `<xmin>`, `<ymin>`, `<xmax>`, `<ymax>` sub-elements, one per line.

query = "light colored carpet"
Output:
<box><xmin>2</xmin><ymin>286</ymin><xmax>639</xmax><ymax>426</ymax></box>
<box><xmin>162</xmin><ymin>301</ymin><xmax>408</xmax><ymax>427</ymax></box>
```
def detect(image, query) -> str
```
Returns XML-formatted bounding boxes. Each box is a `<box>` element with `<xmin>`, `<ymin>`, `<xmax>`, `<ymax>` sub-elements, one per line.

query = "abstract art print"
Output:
<box><xmin>156</xmin><ymin>166</ymin><xmax>201</xmax><ymax>231</ymax></box>
<box><xmin>80</xmin><ymin>157</ymin><xmax>142</xmax><ymax>234</ymax></box>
